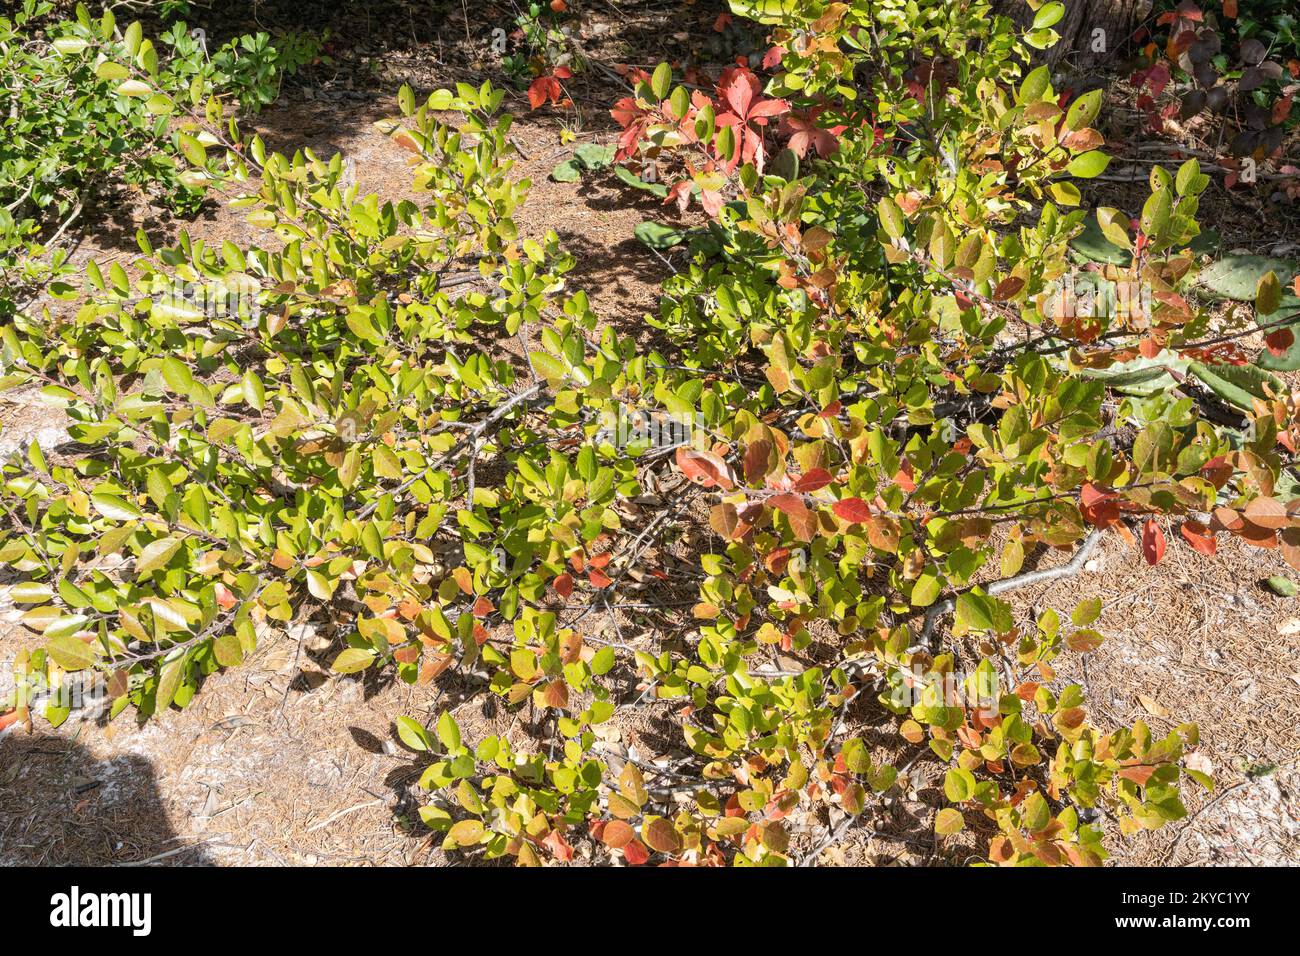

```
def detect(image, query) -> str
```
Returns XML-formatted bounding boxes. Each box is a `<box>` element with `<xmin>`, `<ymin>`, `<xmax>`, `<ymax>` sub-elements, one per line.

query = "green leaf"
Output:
<box><xmin>591</xmin><ymin>645</ymin><xmax>616</xmax><ymax>675</ymax></box>
<box><xmin>1070</xmin><ymin>215</ymin><xmax>1130</xmax><ymax>264</ymax></box>
<box><xmin>177</xmin><ymin>132</ymin><xmax>207</xmax><ymax>167</ymax></box>
<box><xmin>115</xmin><ymin>79</ymin><xmax>152</xmax><ymax>98</ymax></box>
<box><xmin>396</xmin><ymin>716</ymin><xmax>434</xmax><ymax>751</ymax></box>
<box><xmin>331</xmin><ymin>647</ymin><xmax>376</xmax><ymax>673</ymax></box>
<box><xmin>841</xmin><ymin>737</ymin><xmax>872</xmax><ymax>774</ymax></box>
<box><xmin>53</xmin><ymin>37</ymin><xmax>90</xmax><ymax>55</ymax></box>
<box><xmin>436</xmin><ymin>710</ymin><xmax>462</xmax><ymax>752</ymax></box>
<box><xmin>91</xmin><ymin>492</ymin><xmax>143</xmax><ymax>522</ymax></box>
<box><xmin>1067</xmin><ymin>151</ymin><xmax>1110</xmax><ymax>179</ymax></box>
<box><xmin>910</xmin><ymin>572</ymin><xmax>942</xmax><ymax>607</ymax></box>
<box><xmin>1140</xmin><ymin>187</ymin><xmax>1173</xmax><ymax>237</ymax></box>
<box><xmin>94</xmin><ymin>60</ymin><xmax>130</xmax><ymax>81</ymax></box>
<box><xmin>614</xmin><ymin>165</ymin><xmax>668</xmax><ymax>197</ymax></box>
<box><xmin>1198</xmin><ymin>255</ymin><xmax>1298</xmax><ymax>301</ymax></box>
<box><xmin>877</xmin><ymin>197</ymin><xmax>905</xmax><ymax>240</ymax></box>
<box><xmin>160</xmin><ymin>357</ymin><xmax>194</xmax><ymax>394</ymax></box>
<box><xmin>634</xmin><ymin>221</ymin><xmax>685</xmax><ymax>250</ymax></box>
<box><xmin>1065</xmin><ymin>89</ymin><xmax>1103</xmax><ymax>131</ymax></box>
<box><xmin>1071</xmin><ymin>597</ymin><xmax>1102</xmax><ymax>627</ymax></box>
<box><xmin>1017</xmin><ymin>65</ymin><xmax>1051</xmax><ymax>105</ymax></box>
<box><xmin>573</xmin><ymin>143</ymin><xmax>615</xmax><ymax>169</ymax></box>
<box><xmin>550</xmin><ymin>158</ymin><xmax>583</xmax><ymax>182</ymax></box>
<box><xmin>650</xmin><ymin>62</ymin><xmax>672</xmax><ymax>100</ymax></box>
<box><xmin>155</xmin><ymin>658</ymin><xmax>183</xmax><ymax>711</ymax></box>
<box><xmin>1189</xmin><ymin>362</ymin><xmax>1282</xmax><ymax>411</ymax></box>
<box><xmin>1256</xmin><ymin>270</ymin><xmax>1283</xmax><ymax>316</ymax></box>
<box><xmin>212</xmin><ymin>634</ymin><xmax>244</xmax><ymax>667</ymax></box>
<box><xmin>46</xmin><ymin>634</ymin><xmax>98</xmax><ymax>671</ymax></box>
<box><xmin>9</xmin><ymin>582</ymin><xmax>54</xmax><ymax>604</ymax></box>
<box><xmin>1033</xmin><ymin>1</ymin><xmax>1065</xmax><ymax>29</ymax></box>
<box><xmin>944</xmin><ymin>767</ymin><xmax>976</xmax><ymax>802</ymax></box>
<box><xmin>135</xmin><ymin>536</ymin><xmax>182</xmax><ymax>575</ymax></box>
<box><xmin>1265</xmin><ymin>576</ymin><xmax>1297</xmax><ymax>597</ymax></box>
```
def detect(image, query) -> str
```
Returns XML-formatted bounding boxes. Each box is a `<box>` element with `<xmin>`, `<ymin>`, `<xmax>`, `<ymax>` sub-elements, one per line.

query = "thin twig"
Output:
<box><xmin>918</xmin><ymin>530</ymin><xmax>1105</xmax><ymax>648</ymax></box>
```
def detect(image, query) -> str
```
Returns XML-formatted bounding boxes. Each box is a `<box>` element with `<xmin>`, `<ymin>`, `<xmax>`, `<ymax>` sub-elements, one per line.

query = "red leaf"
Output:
<box><xmin>553</xmin><ymin>572</ymin><xmax>574</xmax><ymax>599</ymax></box>
<box><xmin>528</xmin><ymin>75</ymin><xmax>563</xmax><ymax>110</ymax></box>
<box><xmin>832</xmin><ymin>497</ymin><xmax>872</xmax><ymax>523</ymax></box>
<box><xmin>794</xmin><ymin>468</ymin><xmax>833</xmax><ymax>492</ymax></box>
<box><xmin>213</xmin><ymin>582</ymin><xmax>237</xmax><ymax>610</ymax></box>
<box><xmin>1266</xmin><ymin>328</ymin><xmax>1295</xmax><ymax>356</ymax></box>
<box><xmin>543</xmin><ymin>679</ymin><xmax>569</xmax><ymax>709</ymax></box>
<box><xmin>588</xmin><ymin>567</ymin><xmax>613</xmax><ymax>589</ymax></box>
<box><xmin>392</xmin><ymin>641</ymin><xmax>418</xmax><ymax>664</ymax></box>
<box><xmin>622</xmin><ymin>839</ymin><xmax>650</xmax><ymax>865</ymax></box>
<box><xmin>761</xmin><ymin>45</ymin><xmax>786</xmax><ymax>70</ymax></box>
<box><xmin>1180</xmin><ymin>519</ymin><xmax>1217</xmax><ymax>556</ymax></box>
<box><xmin>600</xmin><ymin>820</ymin><xmax>636</xmax><ymax>849</ymax></box>
<box><xmin>1142</xmin><ymin>518</ymin><xmax>1166</xmax><ymax>565</ymax></box>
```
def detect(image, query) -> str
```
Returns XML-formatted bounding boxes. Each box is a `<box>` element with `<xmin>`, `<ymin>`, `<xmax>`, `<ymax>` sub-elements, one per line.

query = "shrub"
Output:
<box><xmin>0</xmin><ymin>1</ymin><xmax>317</xmax><ymax>320</ymax></box>
<box><xmin>3</xmin><ymin>0</ymin><xmax>1295</xmax><ymax>865</ymax></box>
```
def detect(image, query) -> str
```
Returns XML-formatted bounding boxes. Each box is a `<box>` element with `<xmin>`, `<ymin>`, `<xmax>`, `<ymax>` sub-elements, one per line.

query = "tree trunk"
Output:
<box><xmin>990</xmin><ymin>0</ymin><xmax>1151</xmax><ymax>70</ymax></box>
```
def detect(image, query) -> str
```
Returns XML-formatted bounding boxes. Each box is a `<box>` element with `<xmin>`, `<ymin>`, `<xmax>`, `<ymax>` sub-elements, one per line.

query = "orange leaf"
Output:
<box><xmin>892</xmin><ymin>460</ymin><xmax>916</xmax><ymax>493</ymax></box>
<box><xmin>676</xmin><ymin>447</ymin><xmax>736</xmax><ymax>490</ymax></box>
<box><xmin>553</xmin><ymin>572</ymin><xmax>574</xmax><ymax>599</ymax></box>
<box><xmin>1179</xmin><ymin>519</ymin><xmax>1217</xmax><ymax>556</ymax></box>
<box><xmin>770</xmin><ymin>493</ymin><xmax>816</xmax><ymax>542</ymax></box>
<box><xmin>600</xmin><ymin>819</ymin><xmax>636</xmax><ymax>849</ymax></box>
<box><xmin>1118</xmin><ymin>764</ymin><xmax>1156</xmax><ymax>786</ymax></box>
<box><xmin>1244</xmin><ymin>496</ymin><xmax>1288</xmax><ymax>530</ymax></box>
<box><xmin>543</xmin><ymin>679</ymin><xmax>569</xmax><ymax>710</ymax></box>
